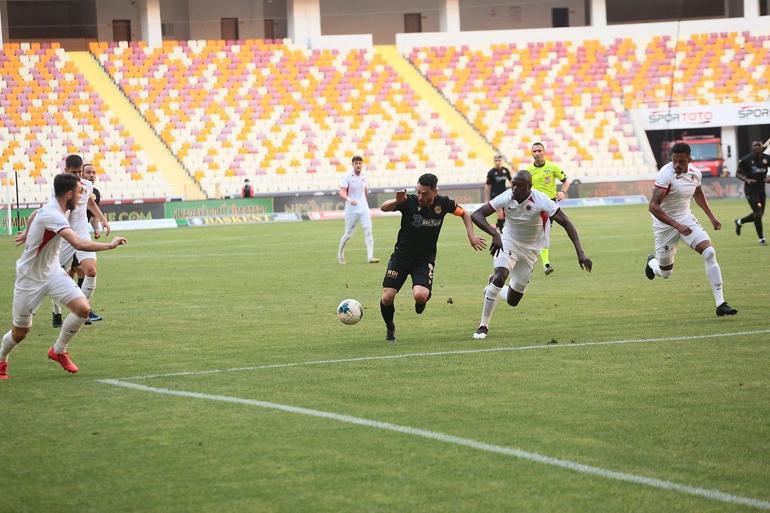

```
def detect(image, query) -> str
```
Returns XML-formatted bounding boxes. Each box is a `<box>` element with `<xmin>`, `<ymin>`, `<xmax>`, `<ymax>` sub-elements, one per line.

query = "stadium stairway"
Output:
<box><xmin>375</xmin><ymin>46</ymin><xmax>497</xmax><ymax>166</ymax></box>
<box><xmin>68</xmin><ymin>52</ymin><xmax>205</xmax><ymax>199</ymax></box>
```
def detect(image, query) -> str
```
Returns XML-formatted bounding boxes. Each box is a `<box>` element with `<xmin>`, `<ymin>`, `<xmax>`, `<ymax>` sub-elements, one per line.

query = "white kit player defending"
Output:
<box><xmin>644</xmin><ymin>143</ymin><xmax>737</xmax><ymax>317</ymax></box>
<box><xmin>0</xmin><ymin>173</ymin><xmax>126</xmax><ymax>380</ymax></box>
<box><xmin>337</xmin><ymin>155</ymin><xmax>379</xmax><ymax>264</ymax></box>
<box><xmin>470</xmin><ymin>170</ymin><xmax>592</xmax><ymax>339</ymax></box>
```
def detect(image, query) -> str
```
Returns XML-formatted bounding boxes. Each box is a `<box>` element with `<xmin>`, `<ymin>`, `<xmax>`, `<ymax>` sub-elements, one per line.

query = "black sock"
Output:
<box><xmin>380</xmin><ymin>301</ymin><xmax>395</xmax><ymax>327</ymax></box>
<box><xmin>496</xmin><ymin>219</ymin><xmax>505</xmax><ymax>232</ymax></box>
<box><xmin>415</xmin><ymin>302</ymin><xmax>426</xmax><ymax>314</ymax></box>
<box><xmin>756</xmin><ymin>217</ymin><xmax>764</xmax><ymax>239</ymax></box>
<box><xmin>77</xmin><ymin>277</ymin><xmax>84</xmax><ymax>288</ymax></box>
<box><xmin>740</xmin><ymin>213</ymin><xmax>755</xmax><ymax>225</ymax></box>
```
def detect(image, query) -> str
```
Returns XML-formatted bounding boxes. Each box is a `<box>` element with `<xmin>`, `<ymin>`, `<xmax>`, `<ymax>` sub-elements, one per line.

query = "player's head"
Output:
<box><xmin>511</xmin><ymin>170</ymin><xmax>533</xmax><ymax>203</ymax></box>
<box><xmin>670</xmin><ymin>142</ymin><xmax>691</xmax><ymax>175</ymax></box>
<box><xmin>352</xmin><ymin>155</ymin><xmax>363</xmax><ymax>174</ymax></box>
<box><xmin>54</xmin><ymin>173</ymin><xmax>82</xmax><ymax>211</ymax></box>
<box><xmin>82</xmin><ymin>163</ymin><xmax>96</xmax><ymax>182</ymax></box>
<box><xmin>493</xmin><ymin>153</ymin><xmax>504</xmax><ymax>168</ymax></box>
<box><xmin>531</xmin><ymin>142</ymin><xmax>545</xmax><ymax>165</ymax></box>
<box><xmin>416</xmin><ymin>173</ymin><xmax>438</xmax><ymax>207</ymax></box>
<box><xmin>65</xmin><ymin>154</ymin><xmax>83</xmax><ymax>177</ymax></box>
<box><xmin>751</xmin><ymin>140</ymin><xmax>764</xmax><ymax>155</ymax></box>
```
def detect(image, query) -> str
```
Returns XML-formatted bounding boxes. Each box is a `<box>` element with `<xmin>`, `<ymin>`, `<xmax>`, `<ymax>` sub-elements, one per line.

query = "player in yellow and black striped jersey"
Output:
<box><xmin>526</xmin><ymin>142</ymin><xmax>571</xmax><ymax>275</ymax></box>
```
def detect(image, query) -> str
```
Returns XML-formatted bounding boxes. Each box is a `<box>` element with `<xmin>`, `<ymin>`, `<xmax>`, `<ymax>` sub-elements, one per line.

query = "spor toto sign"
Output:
<box><xmin>637</xmin><ymin>101</ymin><xmax>770</xmax><ymax>129</ymax></box>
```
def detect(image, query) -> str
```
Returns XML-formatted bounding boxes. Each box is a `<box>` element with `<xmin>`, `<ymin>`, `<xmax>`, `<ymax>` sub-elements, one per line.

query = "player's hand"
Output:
<box><xmin>14</xmin><ymin>230</ymin><xmax>27</xmax><ymax>246</ymax></box>
<box><xmin>468</xmin><ymin>233</ymin><xmax>486</xmax><ymax>251</ymax></box>
<box><xmin>677</xmin><ymin>224</ymin><xmax>693</xmax><ymax>236</ymax></box>
<box><xmin>556</xmin><ymin>191</ymin><xmax>566</xmax><ymax>201</ymax></box>
<box><xmin>110</xmin><ymin>236</ymin><xmax>127</xmax><ymax>248</ymax></box>
<box><xmin>93</xmin><ymin>229</ymin><xmax>101</xmax><ymax>239</ymax></box>
<box><xmin>489</xmin><ymin>233</ymin><xmax>503</xmax><ymax>257</ymax></box>
<box><xmin>350</xmin><ymin>200</ymin><xmax>358</xmax><ymax>206</ymax></box>
<box><xmin>395</xmin><ymin>189</ymin><xmax>407</xmax><ymax>203</ymax></box>
<box><xmin>711</xmin><ymin>217</ymin><xmax>722</xmax><ymax>230</ymax></box>
<box><xmin>747</xmin><ymin>178</ymin><xmax>757</xmax><ymax>184</ymax></box>
<box><xmin>578</xmin><ymin>252</ymin><xmax>592</xmax><ymax>272</ymax></box>
<box><xmin>103</xmin><ymin>221</ymin><xmax>111</xmax><ymax>236</ymax></box>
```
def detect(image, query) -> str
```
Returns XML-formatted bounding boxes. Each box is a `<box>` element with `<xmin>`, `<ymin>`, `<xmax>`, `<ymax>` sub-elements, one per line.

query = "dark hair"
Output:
<box><xmin>532</xmin><ymin>142</ymin><xmax>545</xmax><ymax>150</ymax></box>
<box><xmin>418</xmin><ymin>173</ymin><xmax>438</xmax><ymax>189</ymax></box>
<box><xmin>65</xmin><ymin>154</ymin><xmax>83</xmax><ymax>170</ymax></box>
<box><xmin>54</xmin><ymin>173</ymin><xmax>80</xmax><ymax>197</ymax></box>
<box><xmin>670</xmin><ymin>142</ymin><xmax>691</xmax><ymax>156</ymax></box>
<box><xmin>352</xmin><ymin>155</ymin><xmax>363</xmax><ymax>163</ymax></box>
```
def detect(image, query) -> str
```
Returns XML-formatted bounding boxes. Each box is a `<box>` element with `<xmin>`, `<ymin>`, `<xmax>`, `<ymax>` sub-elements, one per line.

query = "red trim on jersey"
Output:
<box><xmin>653</xmin><ymin>183</ymin><xmax>669</xmax><ymax>190</ymax></box>
<box><xmin>36</xmin><ymin>229</ymin><xmax>57</xmax><ymax>255</ymax></box>
<box><xmin>540</xmin><ymin>211</ymin><xmax>549</xmax><ymax>230</ymax></box>
<box><xmin>453</xmin><ymin>206</ymin><xmax>465</xmax><ymax>217</ymax></box>
<box><xmin>528</xmin><ymin>195</ymin><xmax>535</xmax><ymax>203</ymax></box>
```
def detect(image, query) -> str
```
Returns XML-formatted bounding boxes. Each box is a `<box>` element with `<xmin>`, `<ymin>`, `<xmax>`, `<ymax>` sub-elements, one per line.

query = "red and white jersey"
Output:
<box><xmin>490</xmin><ymin>188</ymin><xmax>559</xmax><ymax>251</ymax></box>
<box><xmin>16</xmin><ymin>198</ymin><xmax>71</xmax><ymax>282</ymax></box>
<box><xmin>652</xmin><ymin>162</ymin><xmax>702</xmax><ymax>229</ymax></box>
<box><xmin>339</xmin><ymin>172</ymin><xmax>369</xmax><ymax>213</ymax></box>
<box><xmin>67</xmin><ymin>178</ymin><xmax>94</xmax><ymax>236</ymax></box>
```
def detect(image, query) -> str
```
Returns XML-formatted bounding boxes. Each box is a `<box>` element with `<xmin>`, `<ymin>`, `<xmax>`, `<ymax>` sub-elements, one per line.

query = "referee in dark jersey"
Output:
<box><xmin>485</xmin><ymin>154</ymin><xmax>512</xmax><ymax>233</ymax></box>
<box><xmin>379</xmin><ymin>173</ymin><xmax>486</xmax><ymax>342</ymax></box>
<box><xmin>734</xmin><ymin>140</ymin><xmax>770</xmax><ymax>245</ymax></box>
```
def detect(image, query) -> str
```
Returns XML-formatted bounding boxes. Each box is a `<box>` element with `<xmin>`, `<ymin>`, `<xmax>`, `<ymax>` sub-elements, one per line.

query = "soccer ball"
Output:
<box><xmin>337</xmin><ymin>299</ymin><xmax>363</xmax><ymax>325</ymax></box>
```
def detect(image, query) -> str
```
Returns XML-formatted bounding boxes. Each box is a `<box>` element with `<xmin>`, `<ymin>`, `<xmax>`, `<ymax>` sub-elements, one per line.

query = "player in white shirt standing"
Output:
<box><xmin>644</xmin><ymin>142</ymin><xmax>737</xmax><ymax>317</ymax></box>
<box><xmin>0</xmin><ymin>173</ymin><xmax>126</xmax><ymax>380</ymax></box>
<box><xmin>337</xmin><ymin>156</ymin><xmax>379</xmax><ymax>264</ymax></box>
<box><xmin>471</xmin><ymin>170</ymin><xmax>592</xmax><ymax>339</ymax></box>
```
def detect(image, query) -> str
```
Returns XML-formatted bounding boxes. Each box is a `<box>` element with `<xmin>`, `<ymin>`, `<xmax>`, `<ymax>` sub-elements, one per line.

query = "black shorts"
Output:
<box><xmin>745</xmin><ymin>188</ymin><xmax>766</xmax><ymax>213</ymax></box>
<box><xmin>382</xmin><ymin>255</ymin><xmax>434</xmax><ymax>292</ymax></box>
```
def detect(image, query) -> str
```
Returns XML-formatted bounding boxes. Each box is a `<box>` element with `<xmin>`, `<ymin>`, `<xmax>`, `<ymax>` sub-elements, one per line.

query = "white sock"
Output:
<box><xmin>649</xmin><ymin>258</ymin><xmax>662</xmax><ymax>276</ymax></box>
<box><xmin>53</xmin><ymin>314</ymin><xmax>88</xmax><ymax>354</ymax></box>
<box><xmin>52</xmin><ymin>301</ymin><xmax>62</xmax><ymax>315</ymax></box>
<box><xmin>500</xmin><ymin>285</ymin><xmax>511</xmax><ymax>302</ymax></box>
<box><xmin>81</xmin><ymin>275</ymin><xmax>97</xmax><ymax>300</ymax></box>
<box><xmin>0</xmin><ymin>330</ymin><xmax>19</xmax><ymax>361</ymax></box>
<box><xmin>480</xmin><ymin>283</ymin><xmax>502</xmax><ymax>327</ymax></box>
<box><xmin>338</xmin><ymin>233</ymin><xmax>351</xmax><ymax>259</ymax></box>
<box><xmin>364</xmin><ymin>227</ymin><xmax>374</xmax><ymax>260</ymax></box>
<box><xmin>702</xmin><ymin>247</ymin><xmax>725</xmax><ymax>306</ymax></box>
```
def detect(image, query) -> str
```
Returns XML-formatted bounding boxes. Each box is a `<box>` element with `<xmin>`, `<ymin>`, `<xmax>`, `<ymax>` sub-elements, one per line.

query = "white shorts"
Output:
<box><xmin>344</xmin><ymin>210</ymin><xmax>372</xmax><ymax>232</ymax></box>
<box><xmin>493</xmin><ymin>242</ymin><xmax>540</xmax><ymax>293</ymax></box>
<box><xmin>60</xmin><ymin>240</ymin><xmax>96</xmax><ymax>270</ymax></box>
<box><xmin>12</xmin><ymin>269</ymin><xmax>85</xmax><ymax>327</ymax></box>
<box><xmin>653</xmin><ymin>218</ymin><xmax>711</xmax><ymax>266</ymax></box>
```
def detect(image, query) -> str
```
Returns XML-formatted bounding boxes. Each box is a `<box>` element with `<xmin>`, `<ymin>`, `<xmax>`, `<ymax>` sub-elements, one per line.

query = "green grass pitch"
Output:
<box><xmin>0</xmin><ymin>199</ymin><xmax>768</xmax><ymax>513</ymax></box>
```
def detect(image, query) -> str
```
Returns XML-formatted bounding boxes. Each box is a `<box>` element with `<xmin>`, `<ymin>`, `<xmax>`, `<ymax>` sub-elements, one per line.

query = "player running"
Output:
<box><xmin>644</xmin><ymin>142</ymin><xmax>737</xmax><ymax>317</ymax></box>
<box><xmin>337</xmin><ymin>155</ymin><xmax>379</xmax><ymax>264</ymax></box>
<box><xmin>0</xmin><ymin>173</ymin><xmax>126</xmax><ymax>380</ymax></box>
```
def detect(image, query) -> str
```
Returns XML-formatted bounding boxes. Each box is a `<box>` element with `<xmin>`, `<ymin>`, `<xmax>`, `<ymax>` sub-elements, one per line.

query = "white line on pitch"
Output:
<box><xmin>99</xmin><ymin>378</ymin><xmax>770</xmax><ymax>511</ymax></box>
<box><xmin>121</xmin><ymin>328</ymin><xmax>770</xmax><ymax>380</ymax></box>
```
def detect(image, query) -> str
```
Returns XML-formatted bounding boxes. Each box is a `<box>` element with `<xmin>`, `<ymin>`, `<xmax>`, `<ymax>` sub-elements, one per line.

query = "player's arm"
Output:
<box><xmin>556</xmin><ymin>177</ymin><xmax>572</xmax><ymax>201</ymax></box>
<box><xmin>59</xmin><ymin>227</ymin><xmax>126</xmax><ymax>252</ymax></box>
<box><xmin>484</xmin><ymin>183</ymin><xmax>491</xmax><ymax>203</ymax></box>
<box><xmin>14</xmin><ymin>208</ymin><xmax>40</xmax><ymax>245</ymax></box>
<box><xmin>735</xmin><ymin>160</ymin><xmax>755</xmax><ymax>184</ymax></box>
<box><xmin>551</xmin><ymin>209</ymin><xmax>592</xmax><ymax>272</ymax></box>
<box><xmin>455</xmin><ymin>206</ymin><xmax>486</xmax><ymax>251</ymax></box>
<box><xmin>693</xmin><ymin>186</ymin><xmax>721</xmax><ymax>230</ymax></box>
<box><xmin>471</xmin><ymin>203</ymin><xmax>502</xmax><ymax>255</ymax></box>
<box><xmin>648</xmin><ymin>187</ymin><xmax>692</xmax><ymax>235</ymax></box>
<box><xmin>87</xmin><ymin>196</ymin><xmax>110</xmax><ymax>235</ymax></box>
<box><xmin>380</xmin><ymin>190</ymin><xmax>407</xmax><ymax>212</ymax></box>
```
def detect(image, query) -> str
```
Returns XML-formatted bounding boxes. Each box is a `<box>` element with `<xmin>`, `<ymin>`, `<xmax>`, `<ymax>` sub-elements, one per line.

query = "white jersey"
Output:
<box><xmin>340</xmin><ymin>172</ymin><xmax>369</xmax><ymax>213</ymax></box>
<box><xmin>652</xmin><ymin>162</ymin><xmax>702</xmax><ymax>230</ymax></box>
<box><xmin>490</xmin><ymin>188</ymin><xmax>559</xmax><ymax>251</ymax></box>
<box><xmin>16</xmin><ymin>198</ymin><xmax>71</xmax><ymax>283</ymax></box>
<box><xmin>67</xmin><ymin>178</ymin><xmax>94</xmax><ymax>236</ymax></box>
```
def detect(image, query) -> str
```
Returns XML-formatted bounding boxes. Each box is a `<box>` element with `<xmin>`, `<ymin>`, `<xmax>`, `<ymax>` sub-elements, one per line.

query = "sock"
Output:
<box><xmin>480</xmin><ymin>283</ymin><xmax>502</xmax><ymax>327</ymax></box>
<box><xmin>53</xmin><ymin>314</ymin><xmax>88</xmax><ymax>354</ymax></box>
<box><xmin>81</xmin><ymin>276</ymin><xmax>96</xmax><ymax>300</ymax></box>
<box><xmin>740</xmin><ymin>213</ymin><xmax>754</xmax><ymax>225</ymax></box>
<box><xmin>540</xmin><ymin>248</ymin><xmax>550</xmax><ymax>267</ymax></box>
<box><xmin>702</xmin><ymin>247</ymin><xmax>725</xmax><ymax>307</ymax></box>
<box><xmin>380</xmin><ymin>301</ymin><xmax>395</xmax><ymax>328</ymax></box>
<box><xmin>364</xmin><ymin>227</ymin><xmax>374</xmax><ymax>260</ymax></box>
<box><xmin>0</xmin><ymin>331</ymin><xmax>19</xmax><ymax>361</ymax></box>
<box><xmin>736</xmin><ymin>218</ymin><xmax>742</xmax><ymax>225</ymax></box>
<box><xmin>648</xmin><ymin>257</ymin><xmax>672</xmax><ymax>278</ymax></box>
<box><xmin>77</xmin><ymin>277</ymin><xmax>84</xmax><ymax>288</ymax></box>
<box><xmin>338</xmin><ymin>233</ymin><xmax>350</xmax><ymax>259</ymax></box>
<box><xmin>755</xmin><ymin>217</ymin><xmax>764</xmax><ymax>240</ymax></box>
<box><xmin>495</xmin><ymin>219</ymin><xmax>505</xmax><ymax>232</ymax></box>
<box><xmin>500</xmin><ymin>285</ymin><xmax>511</xmax><ymax>303</ymax></box>
<box><xmin>52</xmin><ymin>301</ymin><xmax>62</xmax><ymax>315</ymax></box>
